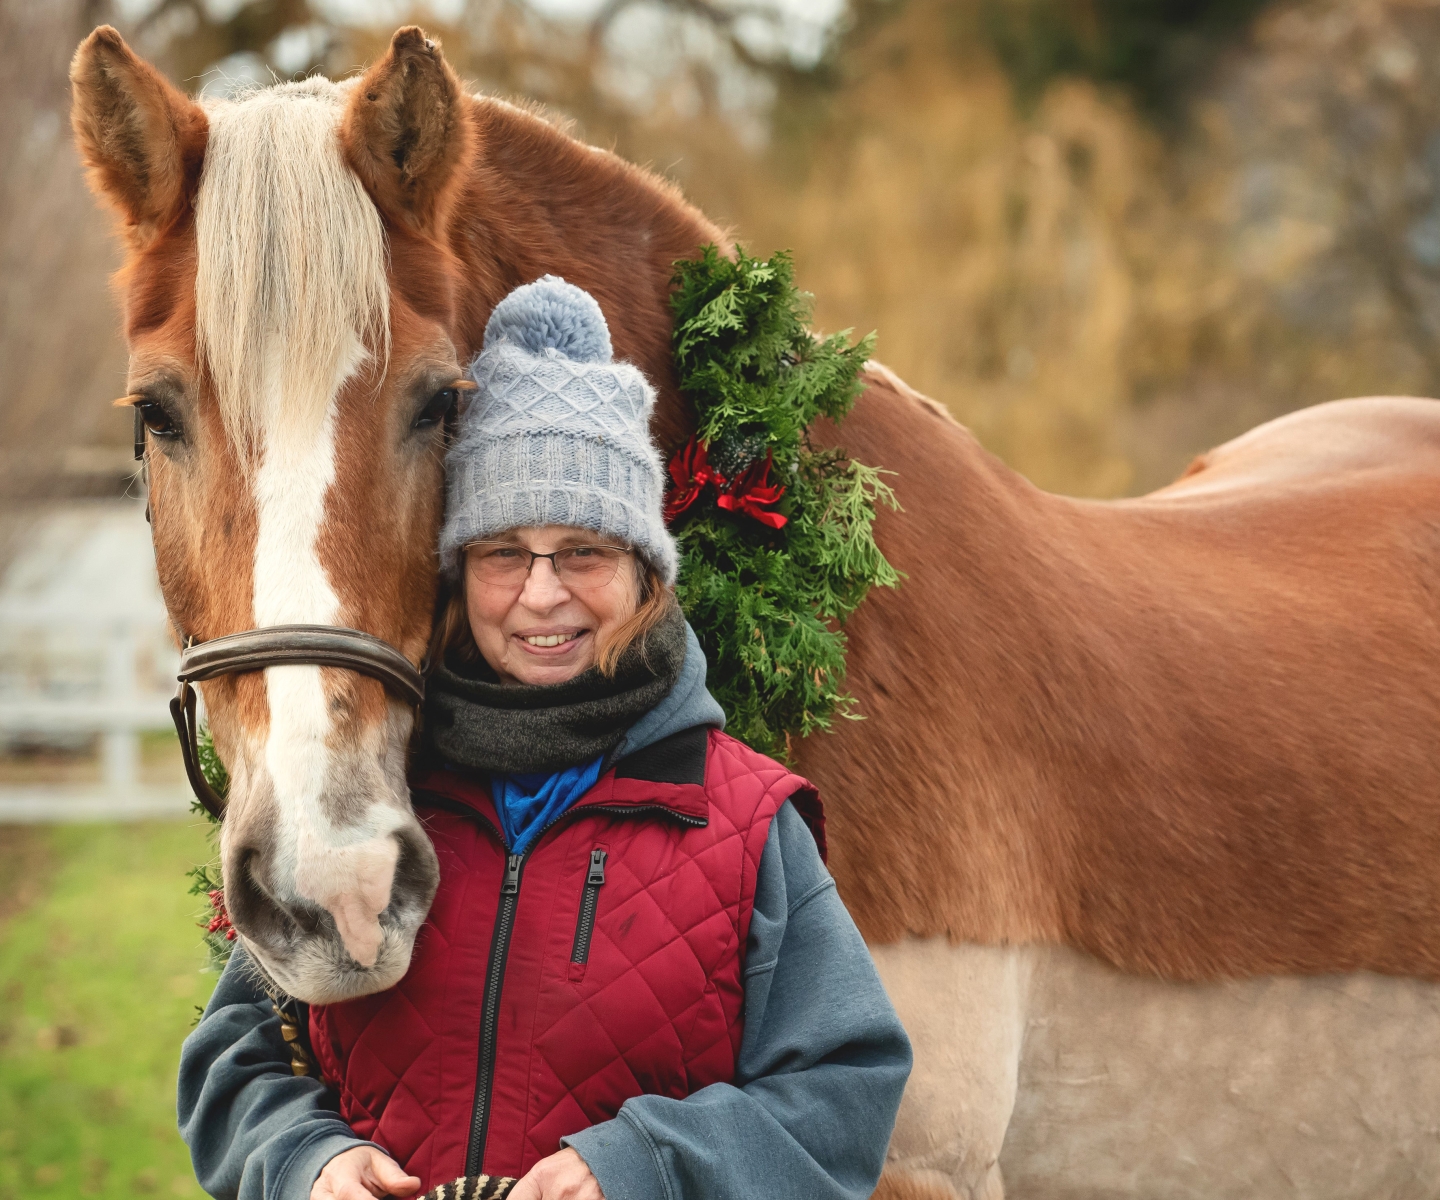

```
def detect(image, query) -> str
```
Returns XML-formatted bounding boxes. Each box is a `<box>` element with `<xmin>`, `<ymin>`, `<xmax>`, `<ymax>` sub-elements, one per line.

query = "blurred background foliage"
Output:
<box><xmin>7</xmin><ymin>0</ymin><xmax>1440</xmax><ymax>499</ymax></box>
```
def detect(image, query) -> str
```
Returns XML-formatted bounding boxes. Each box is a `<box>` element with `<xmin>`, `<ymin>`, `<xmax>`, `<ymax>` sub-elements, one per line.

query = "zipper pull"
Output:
<box><xmin>587</xmin><ymin>848</ymin><xmax>607</xmax><ymax>886</ymax></box>
<box><xmin>503</xmin><ymin>853</ymin><xmax>523</xmax><ymax>895</ymax></box>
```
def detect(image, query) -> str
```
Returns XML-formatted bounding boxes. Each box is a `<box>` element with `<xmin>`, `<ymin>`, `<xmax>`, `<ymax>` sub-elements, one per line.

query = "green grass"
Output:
<box><xmin>0</xmin><ymin>821</ymin><xmax>220</xmax><ymax>1199</ymax></box>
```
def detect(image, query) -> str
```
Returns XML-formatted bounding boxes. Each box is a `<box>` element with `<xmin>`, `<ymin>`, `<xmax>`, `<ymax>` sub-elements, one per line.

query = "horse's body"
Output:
<box><xmin>828</xmin><ymin>373</ymin><xmax>1440</xmax><ymax>1196</ymax></box>
<box><xmin>812</xmin><ymin>375</ymin><xmax>1440</xmax><ymax>983</ymax></box>
<box><xmin>70</xmin><ymin>27</ymin><xmax>1440</xmax><ymax>1198</ymax></box>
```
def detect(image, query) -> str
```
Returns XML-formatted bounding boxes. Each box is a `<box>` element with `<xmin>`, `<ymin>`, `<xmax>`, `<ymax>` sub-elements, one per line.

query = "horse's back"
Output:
<box><xmin>1147</xmin><ymin>395</ymin><xmax>1440</xmax><ymax>502</ymax></box>
<box><xmin>1107</xmin><ymin>394</ymin><xmax>1440</xmax><ymax>672</ymax></box>
<box><xmin>1058</xmin><ymin>396</ymin><xmax>1440</xmax><ymax>982</ymax></box>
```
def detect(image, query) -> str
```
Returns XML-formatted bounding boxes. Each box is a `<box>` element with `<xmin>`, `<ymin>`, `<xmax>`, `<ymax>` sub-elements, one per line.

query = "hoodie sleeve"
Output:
<box><xmin>177</xmin><ymin>945</ymin><xmax>379</xmax><ymax>1200</ymax></box>
<box><xmin>562</xmin><ymin>799</ymin><xmax>912</xmax><ymax>1200</ymax></box>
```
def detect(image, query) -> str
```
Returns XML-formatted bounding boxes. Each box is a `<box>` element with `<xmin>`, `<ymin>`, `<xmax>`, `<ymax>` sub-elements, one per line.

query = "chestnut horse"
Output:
<box><xmin>71</xmin><ymin>26</ymin><xmax>1440</xmax><ymax>1199</ymax></box>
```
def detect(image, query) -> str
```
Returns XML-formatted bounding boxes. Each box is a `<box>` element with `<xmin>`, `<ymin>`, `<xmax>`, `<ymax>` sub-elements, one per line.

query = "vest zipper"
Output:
<box><xmin>465</xmin><ymin>851</ymin><xmax>525</xmax><ymax>1176</ymax></box>
<box><xmin>461</xmin><ymin>802</ymin><xmax>703</xmax><ymax>1174</ymax></box>
<box><xmin>570</xmin><ymin>848</ymin><xmax>608</xmax><ymax>966</ymax></box>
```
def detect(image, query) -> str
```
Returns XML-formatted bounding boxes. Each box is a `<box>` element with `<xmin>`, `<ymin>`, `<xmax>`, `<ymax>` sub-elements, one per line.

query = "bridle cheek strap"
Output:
<box><xmin>171</xmin><ymin>624</ymin><xmax>427</xmax><ymax>823</ymax></box>
<box><xmin>172</xmin><ymin>680</ymin><xmax>223</xmax><ymax>820</ymax></box>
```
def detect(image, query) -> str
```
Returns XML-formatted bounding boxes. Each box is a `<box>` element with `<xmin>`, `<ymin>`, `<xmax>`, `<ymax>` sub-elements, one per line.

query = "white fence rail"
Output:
<box><xmin>0</xmin><ymin>503</ymin><xmax>195</xmax><ymax>822</ymax></box>
<box><xmin>0</xmin><ymin>615</ymin><xmax>192</xmax><ymax>822</ymax></box>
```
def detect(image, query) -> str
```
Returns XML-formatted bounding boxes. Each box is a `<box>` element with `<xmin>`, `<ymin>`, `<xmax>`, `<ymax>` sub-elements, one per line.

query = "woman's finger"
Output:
<box><xmin>507</xmin><ymin>1173</ymin><xmax>542</xmax><ymax>1200</ymax></box>
<box><xmin>366</xmin><ymin>1151</ymin><xmax>422</xmax><ymax>1197</ymax></box>
<box><xmin>312</xmin><ymin>1147</ymin><xmax>420</xmax><ymax>1200</ymax></box>
<box><xmin>324</xmin><ymin>1178</ymin><xmax>383</xmax><ymax>1200</ymax></box>
<box><xmin>509</xmin><ymin>1148</ymin><xmax>605</xmax><ymax>1200</ymax></box>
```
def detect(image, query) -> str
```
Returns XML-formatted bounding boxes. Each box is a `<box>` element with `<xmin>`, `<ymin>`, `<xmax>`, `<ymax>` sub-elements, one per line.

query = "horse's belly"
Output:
<box><xmin>873</xmin><ymin>938</ymin><xmax>1440</xmax><ymax>1200</ymax></box>
<box><xmin>1009</xmin><ymin>945</ymin><xmax>1440</xmax><ymax>1198</ymax></box>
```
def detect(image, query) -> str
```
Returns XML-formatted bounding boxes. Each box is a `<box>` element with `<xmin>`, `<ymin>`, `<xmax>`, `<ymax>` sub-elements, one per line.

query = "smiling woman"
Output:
<box><xmin>437</xmin><ymin>530</ymin><xmax>669</xmax><ymax>687</ymax></box>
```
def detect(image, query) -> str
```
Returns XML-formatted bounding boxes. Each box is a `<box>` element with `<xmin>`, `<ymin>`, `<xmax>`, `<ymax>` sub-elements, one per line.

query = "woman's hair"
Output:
<box><xmin>431</xmin><ymin>548</ymin><xmax>676</xmax><ymax>678</ymax></box>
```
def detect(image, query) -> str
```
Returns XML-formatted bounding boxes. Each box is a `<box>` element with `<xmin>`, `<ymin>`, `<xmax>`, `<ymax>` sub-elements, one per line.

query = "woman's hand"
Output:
<box><xmin>310</xmin><ymin>1146</ymin><xmax>421</xmax><ymax>1200</ymax></box>
<box><xmin>509</xmin><ymin>1147</ymin><xmax>605</xmax><ymax>1200</ymax></box>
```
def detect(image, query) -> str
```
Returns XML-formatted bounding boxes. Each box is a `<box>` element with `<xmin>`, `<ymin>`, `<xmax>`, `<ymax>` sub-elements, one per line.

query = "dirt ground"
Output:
<box><xmin>0</xmin><ymin>826</ymin><xmax>53</xmax><ymax>928</ymax></box>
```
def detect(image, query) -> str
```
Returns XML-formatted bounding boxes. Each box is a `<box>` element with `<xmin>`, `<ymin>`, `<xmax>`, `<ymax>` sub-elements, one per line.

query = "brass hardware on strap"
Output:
<box><xmin>274</xmin><ymin>1002</ymin><xmax>315</xmax><ymax>1077</ymax></box>
<box><xmin>170</xmin><ymin>624</ymin><xmax>426</xmax><ymax>822</ymax></box>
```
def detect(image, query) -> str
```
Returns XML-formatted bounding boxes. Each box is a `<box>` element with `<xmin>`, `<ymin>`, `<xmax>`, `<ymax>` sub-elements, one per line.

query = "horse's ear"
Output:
<box><xmin>341</xmin><ymin>27</ymin><xmax>470</xmax><ymax>236</ymax></box>
<box><xmin>69</xmin><ymin>26</ymin><xmax>207</xmax><ymax>247</ymax></box>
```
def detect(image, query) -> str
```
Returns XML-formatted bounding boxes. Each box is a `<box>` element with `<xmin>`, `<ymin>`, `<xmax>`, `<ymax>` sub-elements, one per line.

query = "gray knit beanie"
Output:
<box><xmin>439</xmin><ymin>276</ymin><xmax>679</xmax><ymax>584</ymax></box>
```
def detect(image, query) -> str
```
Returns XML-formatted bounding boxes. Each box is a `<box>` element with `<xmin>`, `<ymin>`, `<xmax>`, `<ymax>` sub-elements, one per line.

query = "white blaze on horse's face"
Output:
<box><xmin>70</xmin><ymin>28</ymin><xmax>474</xmax><ymax>1001</ymax></box>
<box><xmin>194</xmin><ymin>82</ymin><xmax>420</xmax><ymax>997</ymax></box>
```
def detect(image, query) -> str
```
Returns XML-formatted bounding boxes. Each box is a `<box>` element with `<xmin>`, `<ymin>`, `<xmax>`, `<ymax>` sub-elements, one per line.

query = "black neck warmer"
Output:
<box><xmin>423</xmin><ymin>604</ymin><xmax>687</xmax><ymax>775</ymax></box>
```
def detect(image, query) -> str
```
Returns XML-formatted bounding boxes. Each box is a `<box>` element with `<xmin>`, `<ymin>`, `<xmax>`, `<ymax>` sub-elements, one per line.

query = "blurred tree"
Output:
<box><xmin>1259</xmin><ymin>1</ymin><xmax>1440</xmax><ymax>389</ymax></box>
<box><xmin>131</xmin><ymin>0</ymin><xmax>331</xmax><ymax>89</ymax></box>
<box><xmin>980</xmin><ymin>0</ymin><xmax>1271</xmax><ymax>112</ymax></box>
<box><xmin>1118</xmin><ymin>0</ymin><xmax>1440</xmax><ymax>485</ymax></box>
<box><xmin>0</xmin><ymin>0</ymin><xmax>132</xmax><ymax>507</ymax></box>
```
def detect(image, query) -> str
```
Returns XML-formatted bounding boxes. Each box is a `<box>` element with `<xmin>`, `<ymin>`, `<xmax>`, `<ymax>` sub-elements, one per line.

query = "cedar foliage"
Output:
<box><xmin>188</xmin><ymin>729</ymin><xmax>231</xmax><ymax>970</ymax></box>
<box><xmin>668</xmin><ymin>246</ymin><xmax>899</xmax><ymax>758</ymax></box>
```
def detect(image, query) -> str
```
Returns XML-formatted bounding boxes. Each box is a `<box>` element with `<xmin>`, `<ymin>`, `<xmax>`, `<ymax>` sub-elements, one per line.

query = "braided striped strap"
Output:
<box><xmin>419</xmin><ymin>1177</ymin><xmax>517</xmax><ymax>1200</ymax></box>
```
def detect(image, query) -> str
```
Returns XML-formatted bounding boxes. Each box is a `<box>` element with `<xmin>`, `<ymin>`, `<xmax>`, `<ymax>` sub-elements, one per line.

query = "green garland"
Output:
<box><xmin>187</xmin><ymin>729</ymin><xmax>231</xmax><ymax>973</ymax></box>
<box><xmin>666</xmin><ymin>246</ymin><xmax>899</xmax><ymax>758</ymax></box>
<box><xmin>185</xmin><ymin>246</ymin><xmax>897</xmax><ymax>967</ymax></box>
<box><xmin>186</xmin><ymin>854</ymin><xmax>232</xmax><ymax>973</ymax></box>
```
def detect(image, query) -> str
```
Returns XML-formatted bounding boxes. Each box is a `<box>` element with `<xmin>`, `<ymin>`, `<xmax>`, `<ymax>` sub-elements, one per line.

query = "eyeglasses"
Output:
<box><xmin>464</xmin><ymin>541</ymin><xmax>632</xmax><ymax>589</ymax></box>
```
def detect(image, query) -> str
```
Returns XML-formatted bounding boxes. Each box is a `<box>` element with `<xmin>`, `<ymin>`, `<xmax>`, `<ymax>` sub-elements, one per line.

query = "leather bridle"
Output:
<box><xmin>171</xmin><ymin>625</ymin><xmax>426</xmax><ymax>821</ymax></box>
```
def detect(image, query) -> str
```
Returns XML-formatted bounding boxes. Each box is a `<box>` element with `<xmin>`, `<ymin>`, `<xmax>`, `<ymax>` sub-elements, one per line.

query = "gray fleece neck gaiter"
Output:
<box><xmin>423</xmin><ymin>604</ymin><xmax>688</xmax><ymax>775</ymax></box>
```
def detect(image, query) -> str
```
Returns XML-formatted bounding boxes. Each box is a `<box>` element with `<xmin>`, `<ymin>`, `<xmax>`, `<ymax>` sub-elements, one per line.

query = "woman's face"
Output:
<box><xmin>464</xmin><ymin>526</ymin><xmax>639</xmax><ymax>686</ymax></box>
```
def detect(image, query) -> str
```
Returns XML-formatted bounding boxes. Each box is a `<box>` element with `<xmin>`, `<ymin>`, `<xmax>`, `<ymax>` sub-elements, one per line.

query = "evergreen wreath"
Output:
<box><xmin>185</xmin><ymin>245</ymin><xmax>898</xmax><ymax>967</ymax></box>
<box><xmin>665</xmin><ymin>246</ymin><xmax>899</xmax><ymax>759</ymax></box>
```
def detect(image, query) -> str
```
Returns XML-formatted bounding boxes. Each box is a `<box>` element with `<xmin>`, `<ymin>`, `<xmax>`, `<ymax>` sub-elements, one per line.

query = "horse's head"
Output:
<box><xmin>71</xmin><ymin>26</ymin><xmax>474</xmax><ymax>1001</ymax></box>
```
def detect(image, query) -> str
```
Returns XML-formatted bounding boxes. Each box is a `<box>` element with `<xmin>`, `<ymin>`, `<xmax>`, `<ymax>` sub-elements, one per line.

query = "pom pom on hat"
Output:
<box><xmin>482</xmin><ymin>275</ymin><xmax>614</xmax><ymax>364</ymax></box>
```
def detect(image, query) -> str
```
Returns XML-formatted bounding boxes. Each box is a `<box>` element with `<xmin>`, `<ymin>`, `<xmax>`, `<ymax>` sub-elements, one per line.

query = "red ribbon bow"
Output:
<box><xmin>716</xmin><ymin>451</ymin><xmax>788</xmax><ymax>529</ymax></box>
<box><xmin>664</xmin><ymin>437</ymin><xmax>722</xmax><ymax>524</ymax></box>
<box><xmin>664</xmin><ymin>437</ymin><xmax>788</xmax><ymax>529</ymax></box>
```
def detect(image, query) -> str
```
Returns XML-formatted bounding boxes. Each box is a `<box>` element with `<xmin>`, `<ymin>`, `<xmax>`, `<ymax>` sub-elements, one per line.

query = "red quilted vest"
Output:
<box><xmin>308</xmin><ymin>726</ymin><xmax>824</xmax><ymax>1188</ymax></box>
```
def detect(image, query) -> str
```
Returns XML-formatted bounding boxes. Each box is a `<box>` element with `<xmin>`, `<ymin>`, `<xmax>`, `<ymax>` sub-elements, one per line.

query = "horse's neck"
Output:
<box><xmin>830</xmin><ymin>369</ymin><xmax>1104</xmax><ymax>753</ymax></box>
<box><xmin>800</xmin><ymin>374</ymin><xmax>1124</xmax><ymax>943</ymax></box>
<box><xmin>446</xmin><ymin>97</ymin><xmax>725</xmax><ymax>447</ymax></box>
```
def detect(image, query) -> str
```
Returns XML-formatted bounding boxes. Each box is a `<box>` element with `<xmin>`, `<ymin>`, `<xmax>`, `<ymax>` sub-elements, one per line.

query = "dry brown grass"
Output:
<box><xmin>0</xmin><ymin>826</ymin><xmax>53</xmax><ymax>930</ymax></box>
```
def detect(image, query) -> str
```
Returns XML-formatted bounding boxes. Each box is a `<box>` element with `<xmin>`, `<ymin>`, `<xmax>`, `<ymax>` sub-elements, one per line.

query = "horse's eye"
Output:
<box><xmin>135</xmin><ymin>400</ymin><xmax>179</xmax><ymax>438</ymax></box>
<box><xmin>414</xmin><ymin>388</ymin><xmax>457</xmax><ymax>430</ymax></box>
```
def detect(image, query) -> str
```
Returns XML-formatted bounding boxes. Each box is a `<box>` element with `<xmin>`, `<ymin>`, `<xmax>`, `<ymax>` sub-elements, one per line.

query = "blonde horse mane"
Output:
<box><xmin>195</xmin><ymin>76</ymin><xmax>389</xmax><ymax>455</ymax></box>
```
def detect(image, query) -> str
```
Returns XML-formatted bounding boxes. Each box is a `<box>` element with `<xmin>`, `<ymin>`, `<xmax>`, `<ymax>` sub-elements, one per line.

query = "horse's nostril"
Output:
<box><xmin>391</xmin><ymin>825</ymin><xmax>441</xmax><ymax>916</ymax></box>
<box><xmin>222</xmin><ymin>844</ymin><xmax>302</xmax><ymax>949</ymax></box>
